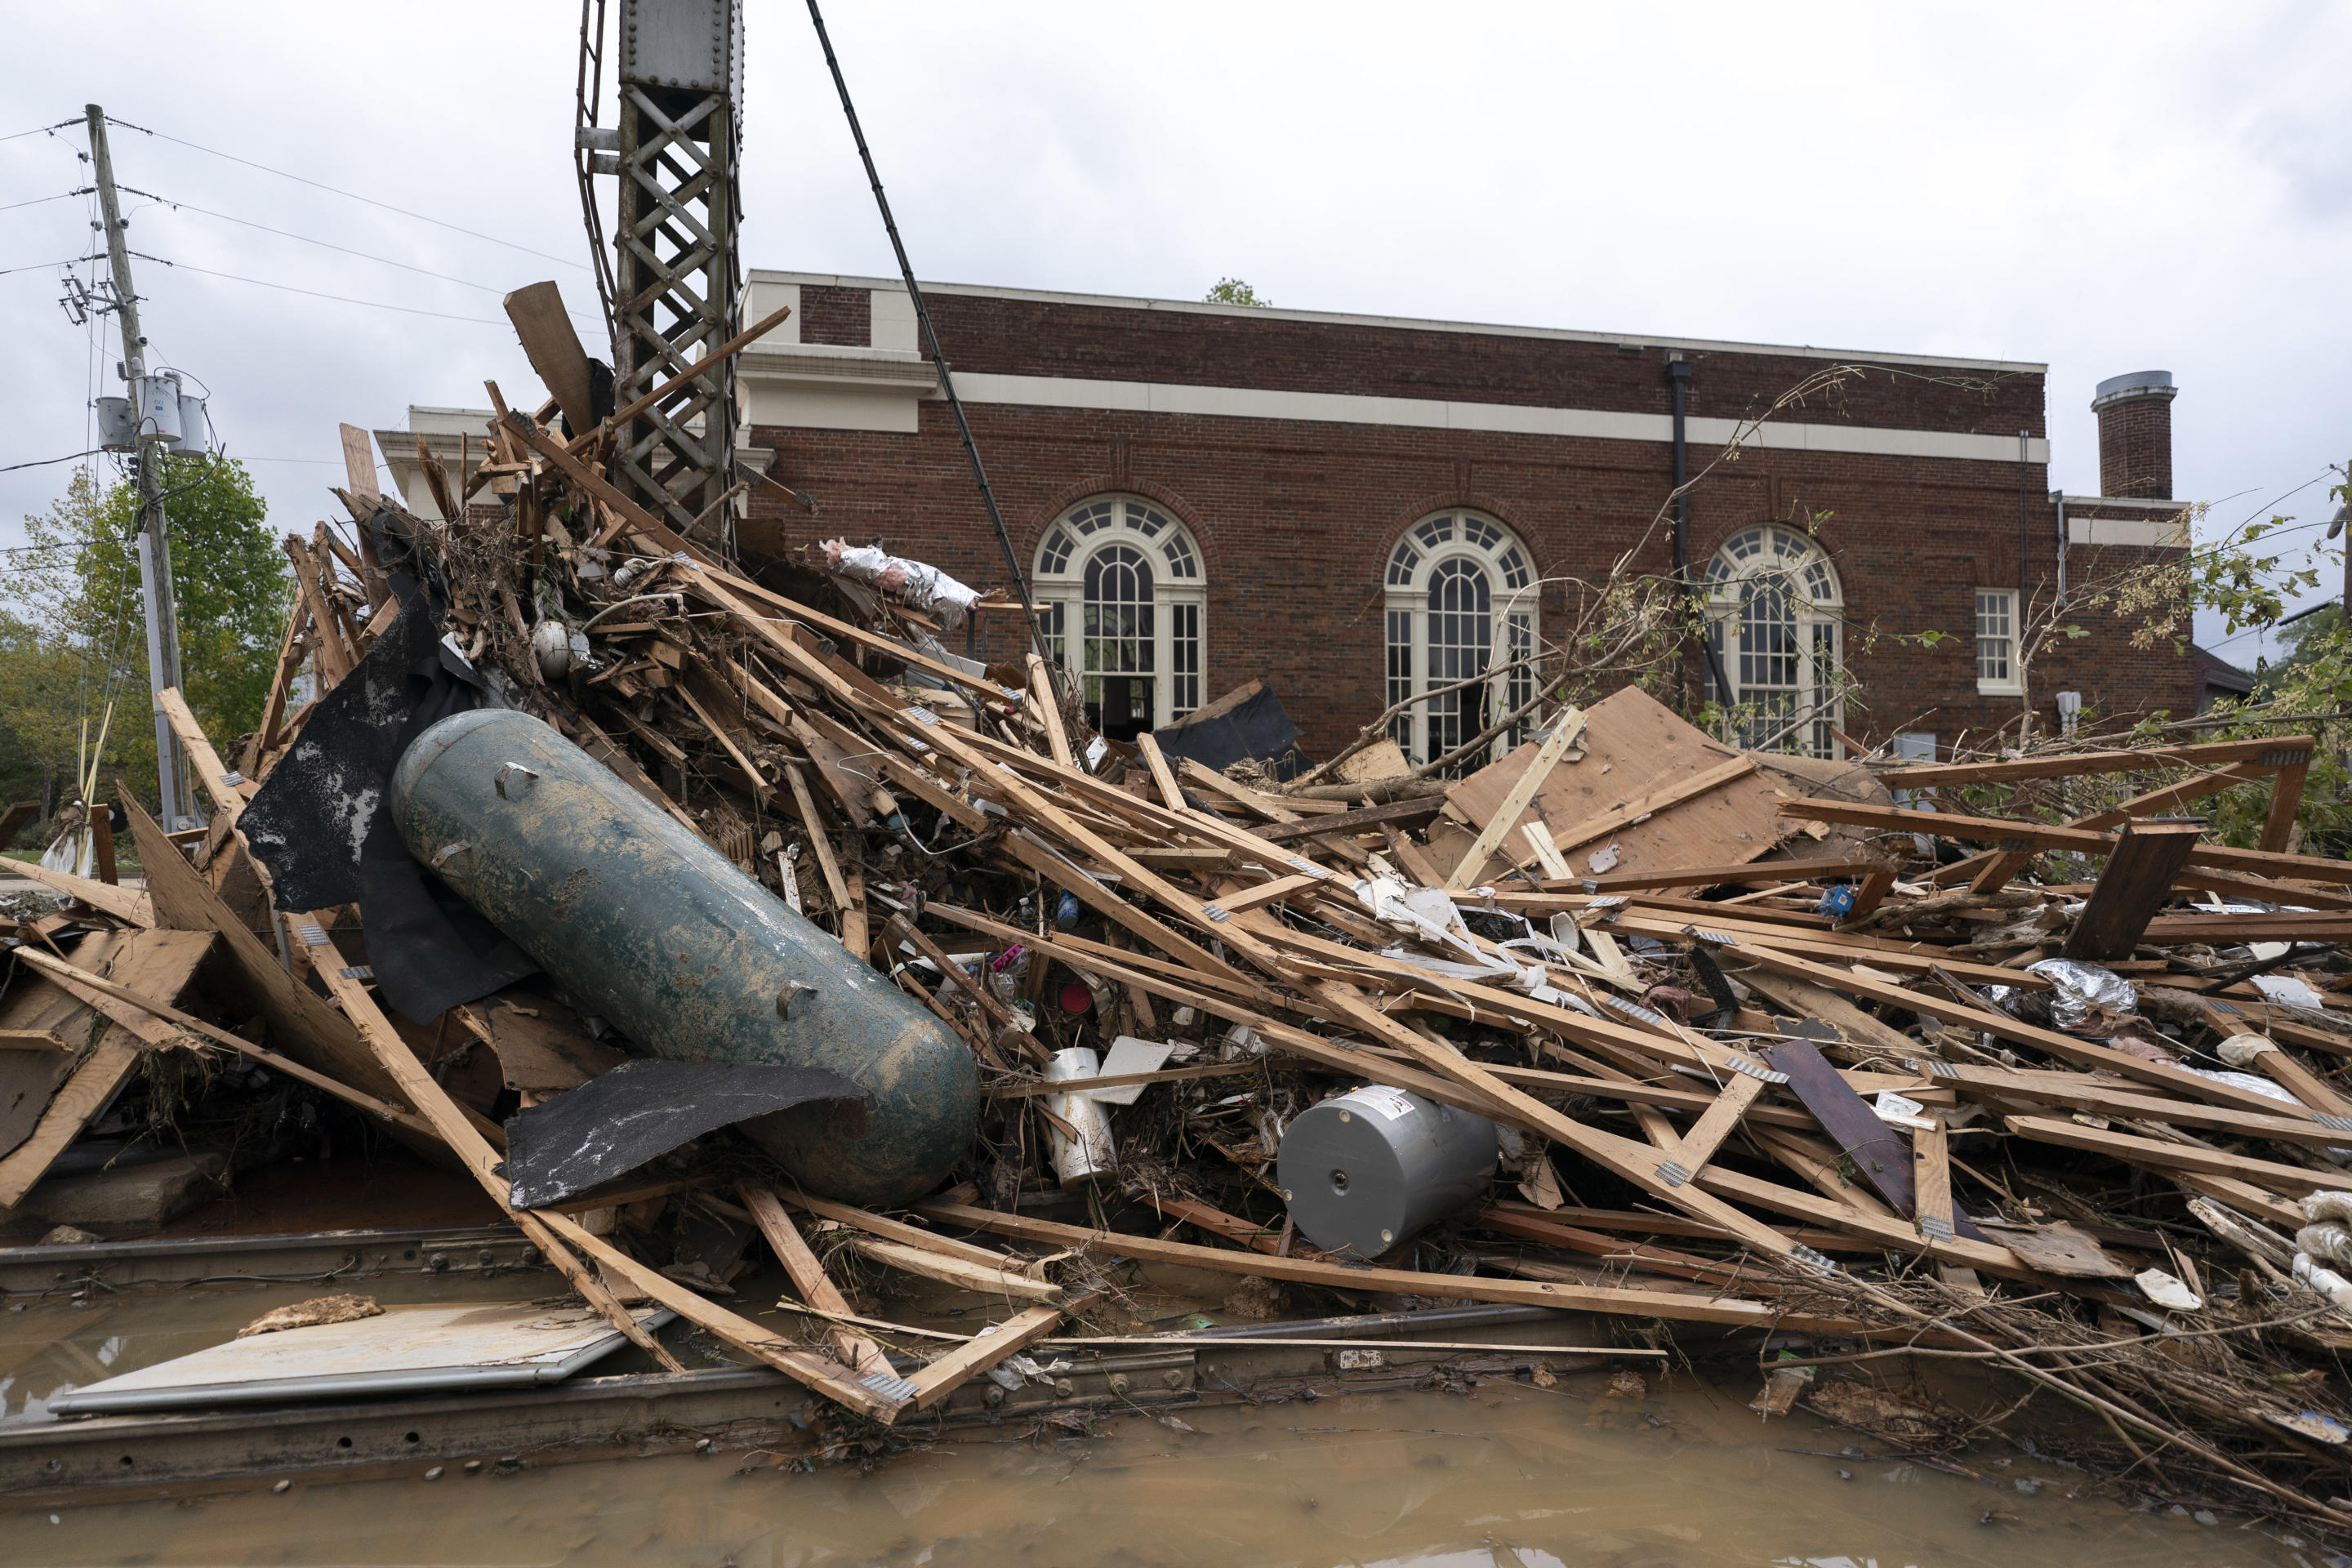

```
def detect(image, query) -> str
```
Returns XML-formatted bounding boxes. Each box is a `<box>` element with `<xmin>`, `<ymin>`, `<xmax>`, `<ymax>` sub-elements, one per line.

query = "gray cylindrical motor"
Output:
<box><xmin>390</xmin><ymin>708</ymin><xmax>977</xmax><ymax>1205</ymax></box>
<box><xmin>1278</xmin><ymin>1086</ymin><xmax>1499</xmax><ymax>1260</ymax></box>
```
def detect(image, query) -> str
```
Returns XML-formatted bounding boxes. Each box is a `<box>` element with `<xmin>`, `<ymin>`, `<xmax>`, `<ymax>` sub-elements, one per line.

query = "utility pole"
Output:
<box><xmin>85</xmin><ymin>103</ymin><xmax>194</xmax><ymax>829</ymax></box>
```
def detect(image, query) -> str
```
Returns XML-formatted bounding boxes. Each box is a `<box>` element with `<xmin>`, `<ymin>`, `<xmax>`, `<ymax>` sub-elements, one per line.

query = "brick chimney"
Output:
<box><xmin>2091</xmin><ymin>370</ymin><xmax>2176</xmax><ymax>498</ymax></box>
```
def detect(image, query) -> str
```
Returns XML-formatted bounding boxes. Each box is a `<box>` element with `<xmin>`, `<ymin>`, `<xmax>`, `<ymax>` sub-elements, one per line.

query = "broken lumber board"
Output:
<box><xmin>1726</xmin><ymin>937</ymin><xmax>2314</xmax><ymax>1120</ymax></box>
<box><xmin>1603</xmin><ymin>913</ymin><xmax>2050</xmax><ymax>990</ymax></box>
<box><xmin>1133</xmin><ymin>731</ymin><xmax>1187</xmax><ymax>813</ymax></box>
<box><xmin>905</xmin><ymin>1298</ymin><xmax>1081</xmax><ymax>1410</ymax></box>
<box><xmin>1781</xmin><ymin>799</ymin><xmax>2352</xmax><ymax>888</ymax></box>
<box><xmin>121</xmin><ymin>794</ymin><xmax>402</xmax><ymax>1108</ymax></box>
<box><xmin>337</xmin><ymin>422</ymin><xmax>379</xmax><ymax>501</ymax></box>
<box><xmin>911</xmin><ymin>1200</ymin><xmax>1957</xmax><ymax>1342</ymax></box>
<box><xmin>737</xmin><ymin>1183</ymin><xmax>895</xmax><ymax>1379</ymax></box>
<box><xmin>1588</xmin><ymin>857</ymin><xmax>1882</xmax><ymax>893</ymax></box>
<box><xmin>852</xmin><ymin>1236</ymin><xmax>1063</xmax><ymax>1302</ymax></box>
<box><xmin>2</xmin><ymin>859</ymin><xmax>152</xmax><ymax>927</ymax></box>
<box><xmin>12</xmin><ymin>945</ymin><xmax>432</xmax><ymax>1139</ymax></box>
<box><xmin>157</xmin><ymin>686</ymin><xmax>250</xmax><ymax>828</ymax></box>
<box><xmin>0</xmin><ymin>928</ymin><xmax>216</xmax><ymax>1206</ymax></box>
<box><xmin>2002</xmin><ymin>1115</ymin><xmax>2348</xmax><ymax>1197</ymax></box>
<box><xmin>2061</xmin><ymin>821</ymin><xmax>2204</xmax><ymax>960</ymax></box>
<box><xmin>1933</xmin><ymin>759</ymin><xmax>2289</xmax><ymax>891</ymax></box>
<box><xmin>1024</xmin><ymin>654</ymin><xmax>1073</xmax><ymax>768</ymax></box>
<box><xmin>2141</xmin><ymin>912</ymin><xmax>2352</xmax><ymax>945</ymax></box>
<box><xmin>1256</xmin><ymin>795</ymin><xmax>1445</xmax><ymax>842</ymax></box>
<box><xmin>1873</xmin><ymin>736</ymin><xmax>2315</xmax><ymax>789</ymax></box>
<box><xmin>2261</xmin><ymin>754</ymin><xmax>2310</xmax><ymax>853</ymax></box>
<box><xmin>1443</xmin><ymin>710</ymin><xmax>1588</xmax><ymax>891</ymax></box>
<box><xmin>502</xmin><ymin>282</ymin><xmax>597</xmax><ymax>439</ymax></box>
<box><xmin>1208</xmin><ymin>871</ymin><xmax>1324</xmax><ymax>915</ymax></box>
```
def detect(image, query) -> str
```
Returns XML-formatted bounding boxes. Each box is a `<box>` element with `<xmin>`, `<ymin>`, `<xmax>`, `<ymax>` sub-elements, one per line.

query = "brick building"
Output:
<box><xmin>384</xmin><ymin>278</ymin><xmax>2203</xmax><ymax>764</ymax></box>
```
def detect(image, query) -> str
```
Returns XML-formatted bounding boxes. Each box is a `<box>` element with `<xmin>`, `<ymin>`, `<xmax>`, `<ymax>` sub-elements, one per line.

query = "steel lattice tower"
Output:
<box><xmin>608</xmin><ymin>0</ymin><xmax>742</xmax><ymax>541</ymax></box>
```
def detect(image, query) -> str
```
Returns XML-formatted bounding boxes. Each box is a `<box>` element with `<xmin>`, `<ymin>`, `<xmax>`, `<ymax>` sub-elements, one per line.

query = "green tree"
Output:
<box><xmin>6</xmin><ymin>457</ymin><xmax>292</xmax><ymax>809</ymax></box>
<box><xmin>0</xmin><ymin>609</ymin><xmax>109</xmax><ymax>841</ymax></box>
<box><xmin>1204</xmin><ymin>278</ymin><xmax>1272</xmax><ymax>307</ymax></box>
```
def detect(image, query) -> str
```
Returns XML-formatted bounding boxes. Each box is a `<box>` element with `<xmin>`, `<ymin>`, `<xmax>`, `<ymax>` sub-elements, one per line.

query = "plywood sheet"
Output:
<box><xmin>48</xmin><ymin>1300</ymin><xmax>670</xmax><ymax>1414</ymax></box>
<box><xmin>1445</xmin><ymin>687</ymin><xmax>1791</xmax><ymax>882</ymax></box>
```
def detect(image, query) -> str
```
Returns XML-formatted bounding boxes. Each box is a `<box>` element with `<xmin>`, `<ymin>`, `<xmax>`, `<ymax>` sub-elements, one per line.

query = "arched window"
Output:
<box><xmin>1034</xmin><ymin>496</ymin><xmax>1206</xmax><ymax>741</ymax></box>
<box><xmin>1701</xmin><ymin>526</ymin><xmax>1844</xmax><ymax>757</ymax></box>
<box><xmin>1383</xmin><ymin>510</ymin><xmax>1538</xmax><ymax>770</ymax></box>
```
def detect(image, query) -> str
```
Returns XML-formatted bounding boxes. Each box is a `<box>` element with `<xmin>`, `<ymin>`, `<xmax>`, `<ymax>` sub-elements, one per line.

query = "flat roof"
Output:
<box><xmin>749</xmin><ymin>269</ymin><xmax>2048</xmax><ymax>377</ymax></box>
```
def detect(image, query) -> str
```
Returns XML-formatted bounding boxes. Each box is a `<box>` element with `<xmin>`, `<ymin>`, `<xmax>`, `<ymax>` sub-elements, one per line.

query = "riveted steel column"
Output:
<box><xmin>613</xmin><ymin>0</ymin><xmax>742</xmax><ymax>543</ymax></box>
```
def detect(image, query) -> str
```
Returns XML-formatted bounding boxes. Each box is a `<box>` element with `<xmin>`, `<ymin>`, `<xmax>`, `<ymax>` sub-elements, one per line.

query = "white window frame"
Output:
<box><xmin>1382</xmin><ymin>510</ymin><xmax>1540</xmax><ymax>770</ymax></box>
<box><xmin>1701</xmin><ymin>525</ymin><xmax>1846</xmax><ymax>759</ymax></box>
<box><xmin>1975</xmin><ymin>587</ymin><xmax>2022</xmax><ymax>695</ymax></box>
<box><xmin>1032</xmin><ymin>495</ymin><xmax>1207</xmax><ymax>729</ymax></box>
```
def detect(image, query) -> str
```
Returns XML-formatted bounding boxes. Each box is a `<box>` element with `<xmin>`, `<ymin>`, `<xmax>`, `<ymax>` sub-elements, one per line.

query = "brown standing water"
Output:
<box><xmin>0</xmin><ymin>1274</ymin><xmax>2332</xmax><ymax>1566</ymax></box>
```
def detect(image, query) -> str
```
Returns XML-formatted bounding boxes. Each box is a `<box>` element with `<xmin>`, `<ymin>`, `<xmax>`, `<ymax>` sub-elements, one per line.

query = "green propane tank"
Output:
<box><xmin>390</xmin><ymin>708</ymin><xmax>976</xmax><ymax>1204</ymax></box>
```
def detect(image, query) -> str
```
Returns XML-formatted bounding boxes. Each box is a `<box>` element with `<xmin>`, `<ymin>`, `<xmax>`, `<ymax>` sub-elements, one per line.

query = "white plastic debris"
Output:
<box><xmin>2255</xmin><ymin>975</ymin><xmax>2329</xmax><ymax>1012</ymax></box>
<box><xmin>822</xmin><ymin>539</ymin><xmax>982</xmax><ymax>629</ymax></box>
<box><xmin>2293</xmin><ymin>1252</ymin><xmax>2352</xmax><ymax>1315</ymax></box>
<box><xmin>2134</xmin><ymin>1268</ymin><xmax>2203</xmax><ymax>1312</ymax></box>
<box><xmin>1043</xmin><ymin>1048</ymin><xmax>1116</xmax><ymax>1186</ymax></box>
<box><xmin>1083</xmin><ymin>1036</ymin><xmax>1174</xmax><ymax>1106</ymax></box>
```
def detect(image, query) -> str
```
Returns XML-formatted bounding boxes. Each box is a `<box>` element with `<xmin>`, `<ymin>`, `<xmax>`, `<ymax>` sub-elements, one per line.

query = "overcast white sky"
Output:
<box><xmin>4</xmin><ymin>2</ymin><xmax>2346</xmax><ymax>664</ymax></box>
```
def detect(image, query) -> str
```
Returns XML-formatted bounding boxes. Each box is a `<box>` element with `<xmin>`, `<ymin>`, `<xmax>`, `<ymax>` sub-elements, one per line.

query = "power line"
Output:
<box><xmin>0</xmin><ymin>118</ymin><xmax>79</xmax><ymax>145</ymax></box>
<box><xmin>115</xmin><ymin>184</ymin><xmax>601</xmax><ymax>324</ymax></box>
<box><xmin>0</xmin><ymin>449</ymin><xmax>102</xmax><ymax>474</ymax></box>
<box><xmin>126</xmin><ymin>250</ymin><xmax>505</xmax><ymax>325</ymax></box>
<box><xmin>105</xmin><ymin>115</ymin><xmax>590</xmax><ymax>273</ymax></box>
<box><xmin>0</xmin><ymin>255</ymin><xmax>96</xmax><ymax>278</ymax></box>
<box><xmin>0</xmin><ymin>189</ymin><xmax>89</xmax><ymax>214</ymax></box>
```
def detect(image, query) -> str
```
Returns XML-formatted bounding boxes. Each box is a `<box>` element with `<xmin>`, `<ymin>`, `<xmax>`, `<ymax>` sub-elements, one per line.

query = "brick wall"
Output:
<box><xmin>741</xmin><ymin>291</ymin><xmax>2189</xmax><ymax>760</ymax></box>
<box><xmin>918</xmin><ymin>292</ymin><xmax>2047</xmax><ymax>438</ymax></box>
<box><xmin>2096</xmin><ymin>397</ymin><xmax>2173</xmax><ymax>498</ymax></box>
<box><xmin>799</xmin><ymin>284</ymin><xmax>871</xmax><ymax>348</ymax></box>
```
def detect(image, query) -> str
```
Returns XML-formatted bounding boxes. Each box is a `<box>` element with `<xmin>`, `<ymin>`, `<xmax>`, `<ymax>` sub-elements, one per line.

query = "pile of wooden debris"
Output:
<box><xmin>9</xmin><ymin>334</ymin><xmax>2352</xmax><ymax>1530</ymax></box>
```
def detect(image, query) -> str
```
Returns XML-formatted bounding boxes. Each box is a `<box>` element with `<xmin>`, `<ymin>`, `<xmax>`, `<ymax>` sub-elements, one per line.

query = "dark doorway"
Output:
<box><xmin>1089</xmin><ymin>675</ymin><xmax>1153</xmax><ymax>744</ymax></box>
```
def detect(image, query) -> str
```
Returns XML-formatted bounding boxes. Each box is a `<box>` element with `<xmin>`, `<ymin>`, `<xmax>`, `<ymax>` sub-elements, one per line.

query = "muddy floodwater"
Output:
<box><xmin>0</xmin><ymin>1267</ymin><xmax>2333</xmax><ymax>1567</ymax></box>
<box><xmin>5</xmin><ymin>1289</ymin><xmax>2331</xmax><ymax>1568</ymax></box>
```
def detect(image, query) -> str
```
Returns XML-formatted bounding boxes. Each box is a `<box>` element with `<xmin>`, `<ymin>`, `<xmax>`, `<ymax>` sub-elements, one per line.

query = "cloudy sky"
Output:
<box><xmin>4</xmin><ymin>2</ymin><xmax>2345</xmax><ymax>662</ymax></box>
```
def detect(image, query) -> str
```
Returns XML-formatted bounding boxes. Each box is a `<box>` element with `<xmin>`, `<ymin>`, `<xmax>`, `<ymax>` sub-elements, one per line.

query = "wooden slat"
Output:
<box><xmin>1875</xmin><ymin>737</ymin><xmax>2312</xmax><ymax>788</ymax></box>
<box><xmin>337</xmin><ymin>423</ymin><xmax>380</xmax><ymax>501</ymax></box>
<box><xmin>1912</xmin><ymin>1116</ymin><xmax>1955</xmax><ymax>1239</ymax></box>
<box><xmin>1786</xmin><ymin>799</ymin><xmax>2352</xmax><ymax>887</ymax></box>
<box><xmin>2003</xmin><ymin>1114</ymin><xmax>2347</xmax><ymax>1196</ymax></box>
<box><xmin>1589</xmin><ymin>857</ymin><xmax>1879</xmax><ymax>893</ymax></box>
<box><xmin>13</xmin><ymin>945</ymin><xmax>431</xmax><ymax>1138</ymax></box>
<box><xmin>157</xmin><ymin>686</ymin><xmax>248</xmax><ymax>829</ymax></box>
<box><xmin>1444</xmin><ymin>710</ymin><xmax>1587</xmax><ymax>890</ymax></box>
<box><xmin>0</xmin><ymin>929</ymin><xmax>215</xmax><ymax>1206</ymax></box>
<box><xmin>1257</xmin><ymin>794</ymin><xmax>1444</xmax><ymax>843</ymax></box>
<box><xmin>2261</xmin><ymin>758</ymin><xmax>2310</xmax><ymax>853</ymax></box>
<box><xmin>2</xmin><ymin>859</ymin><xmax>152</xmax><ymax>927</ymax></box>
<box><xmin>1134</xmin><ymin>732</ymin><xmax>1187</xmax><ymax>813</ymax></box>
<box><xmin>1025</xmin><ymin>655</ymin><xmax>1073</xmax><ymax>768</ymax></box>
<box><xmin>737</xmin><ymin>1183</ymin><xmax>896</xmax><ymax>1380</ymax></box>
<box><xmin>1729</xmin><ymin>937</ymin><xmax>2310</xmax><ymax>1119</ymax></box>
<box><xmin>502</xmin><ymin>282</ymin><xmax>597</xmax><ymax>438</ymax></box>
<box><xmin>2061</xmin><ymin>821</ymin><xmax>2203</xmax><ymax>960</ymax></box>
<box><xmin>904</xmin><ymin>1300</ymin><xmax>1074</xmax><ymax>1410</ymax></box>
<box><xmin>853</xmin><ymin>1236</ymin><xmax>1064</xmax><ymax>1301</ymax></box>
<box><xmin>915</xmin><ymin>1201</ymin><xmax>1928</xmax><ymax>1338</ymax></box>
<box><xmin>121</xmin><ymin>794</ymin><xmax>399</xmax><ymax>1105</ymax></box>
